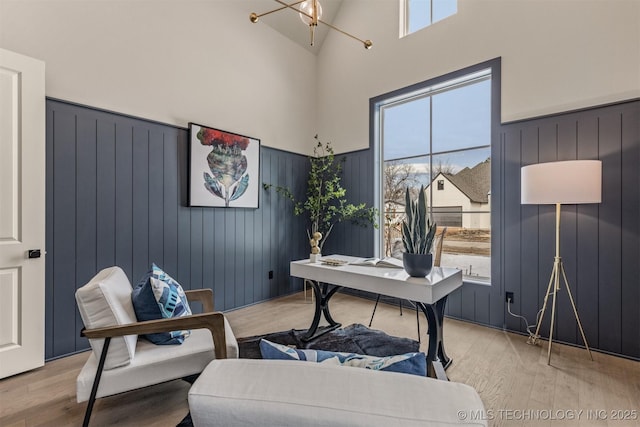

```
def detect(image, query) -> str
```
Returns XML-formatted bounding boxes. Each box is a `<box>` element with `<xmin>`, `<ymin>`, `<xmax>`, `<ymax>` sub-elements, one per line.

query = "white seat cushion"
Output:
<box><xmin>77</xmin><ymin>319</ymin><xmax>238</xmax><ymax>402</ymax></box>
<box><xmin>189</xmin><ymin>359</ymin><xmax>487</xmax><ymax>427</ymax></box>
<box><xmin>75</xmin><ymin>267</ymin><xmax>138</xmax><ymax>370</ymax></box>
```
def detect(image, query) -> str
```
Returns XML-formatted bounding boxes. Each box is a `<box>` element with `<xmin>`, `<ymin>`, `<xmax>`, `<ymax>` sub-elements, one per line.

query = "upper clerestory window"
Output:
<box><xmin>401</xmin><ymin>0</ymin><xmax>457</xmax><ymax>37</ymax></box>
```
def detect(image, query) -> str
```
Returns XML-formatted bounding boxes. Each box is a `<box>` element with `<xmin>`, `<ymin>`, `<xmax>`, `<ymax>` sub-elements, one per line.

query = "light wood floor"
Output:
<box><xmin>1</xmin><ymin>292</ymin><xmax>638</xmax><ymax>426</ymax></box>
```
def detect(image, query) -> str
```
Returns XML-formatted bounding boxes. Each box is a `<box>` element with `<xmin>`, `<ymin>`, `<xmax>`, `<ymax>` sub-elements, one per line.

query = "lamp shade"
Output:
<box><xmin>521</xmin><ymin>160</ymin><xmax>602</xmax><ymax>205</ymax></box>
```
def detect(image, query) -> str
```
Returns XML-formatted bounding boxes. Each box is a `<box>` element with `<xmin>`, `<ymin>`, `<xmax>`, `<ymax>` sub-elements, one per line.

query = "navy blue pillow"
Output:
<box><xmin>259</xmin><ymin>339</ymin><xmax>427</xmax><ymax>377</ymax></box>
<box><xmin>131</xmin><ymin>264</ymin><xmax>192</xmax><ymax>345</ymax></box>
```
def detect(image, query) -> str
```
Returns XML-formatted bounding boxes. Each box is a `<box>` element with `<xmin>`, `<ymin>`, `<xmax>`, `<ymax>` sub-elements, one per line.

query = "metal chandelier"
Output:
<box><xmin>250</xmin><ymin>0</ymin><xmax>373</xmax><ymax>49</ymax></box>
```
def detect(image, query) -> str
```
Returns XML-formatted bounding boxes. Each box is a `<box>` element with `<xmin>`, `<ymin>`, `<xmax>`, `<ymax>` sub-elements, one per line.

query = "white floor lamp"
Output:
<box><xmin>521</xmin><ymin>160</ymin><xmax>601</xmax><ymax>365</ymax></box>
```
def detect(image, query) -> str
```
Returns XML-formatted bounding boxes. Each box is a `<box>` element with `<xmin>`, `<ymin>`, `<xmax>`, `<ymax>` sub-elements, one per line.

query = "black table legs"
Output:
<box><xmin>417</xmin><ymin>296</ymin><xmax>451</xmax><ymax>370</ymax></box>
<box><xmin>302</xmin><ymin>281</ymin><xmax>452</xmax><ymax>374</ymax></box>
<box><xmin>301</xmin><ymin>279</ymin><xmax>342</xmax><ymax>342</ymax></box>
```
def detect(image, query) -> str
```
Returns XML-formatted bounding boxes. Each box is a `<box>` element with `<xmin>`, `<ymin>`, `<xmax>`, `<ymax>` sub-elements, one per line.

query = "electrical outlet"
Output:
<box><xmin>268</xmin><ymin>270</ymin><xmax>274</xmax><ymax>279</ymax></box>
<box><xmin>506</xmin><ymin>291</ymin><xmax>514</xmax><ymax>304</ymax></box>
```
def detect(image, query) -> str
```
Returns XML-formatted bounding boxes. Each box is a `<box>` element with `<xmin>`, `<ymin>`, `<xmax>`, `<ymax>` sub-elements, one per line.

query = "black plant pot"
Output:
<box><xmin>402</xmin><ymin>253</ymin><xmax>433</xmax><ymax>277</ymax></box>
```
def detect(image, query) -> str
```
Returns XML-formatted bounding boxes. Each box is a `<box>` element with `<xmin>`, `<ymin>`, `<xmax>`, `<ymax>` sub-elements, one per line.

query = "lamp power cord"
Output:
<box><xmin>506</xmin><ymin>297</ymin><xmax>544</xmax><ymax>345</ymax></box>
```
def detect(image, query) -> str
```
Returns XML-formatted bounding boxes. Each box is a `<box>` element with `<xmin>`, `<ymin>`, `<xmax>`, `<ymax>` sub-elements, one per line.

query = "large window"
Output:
<box><xmin>401</xmin><ymin>0</ymin><xmax>457</xmax><ymax>36</ymax></box>
<box><xmin>375</xmin><ymin>64</ymin><xmax>496</xmax><ymax>282</ymax></box>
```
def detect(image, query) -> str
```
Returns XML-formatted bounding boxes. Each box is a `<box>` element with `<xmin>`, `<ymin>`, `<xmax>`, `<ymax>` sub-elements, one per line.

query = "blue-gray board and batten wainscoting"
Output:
<box><xmin>45</xmin><ymin>99</ymin><xmax>313</xmax><ymax>359</ymax></box>
<box><xmin>45</xmin><ymin>98</ymin><xmax>639</xmax><ymax>361</ymax></box>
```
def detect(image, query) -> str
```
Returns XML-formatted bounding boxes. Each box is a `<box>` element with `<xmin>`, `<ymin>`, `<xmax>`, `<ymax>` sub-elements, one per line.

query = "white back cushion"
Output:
<box><xmin>76</xmin><ymin>267</ymin><xmax>138</xmax><ymax>370</ymax></box>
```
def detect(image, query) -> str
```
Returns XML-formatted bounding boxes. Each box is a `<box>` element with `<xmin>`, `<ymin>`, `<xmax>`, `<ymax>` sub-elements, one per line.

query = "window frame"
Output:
<box><xmin>370</xmin><ymin>58</ymin><xmax>501</xmax><ymax>285</ymax></box>
<box><xmin>400</xmin><ymin>0</ymin><xmax>458</xmax><ymax>37</ymax></box>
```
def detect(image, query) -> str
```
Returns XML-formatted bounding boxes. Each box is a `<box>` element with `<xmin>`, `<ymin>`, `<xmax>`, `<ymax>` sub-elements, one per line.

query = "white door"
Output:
<box><xmin>0</xmin><ymin>49</ymin><xmax>46</xmax><ymax>379</ymax></box>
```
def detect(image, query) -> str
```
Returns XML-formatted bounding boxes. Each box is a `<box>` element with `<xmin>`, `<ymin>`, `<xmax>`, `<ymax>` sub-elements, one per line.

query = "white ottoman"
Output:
<box><xmin>189</xmin><ymin>359</ymin><xmax>487</xmax><ymax>427</ymax></box>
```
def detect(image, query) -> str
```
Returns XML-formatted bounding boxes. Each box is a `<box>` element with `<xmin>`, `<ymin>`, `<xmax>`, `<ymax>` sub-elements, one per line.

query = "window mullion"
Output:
<box><xmin>430</xmin><ymin>0</ymin><xmax>433</xmax><ymax>25</ymax></box>
<box><xmin>429</xmin><ymin>95</ymin><xmax>433</xmax><ymax>219</ymax></box>
<box><xmin>376</xmin><ymin>58</ymin><xmax>497</xmax><ymax>283</ymax></box>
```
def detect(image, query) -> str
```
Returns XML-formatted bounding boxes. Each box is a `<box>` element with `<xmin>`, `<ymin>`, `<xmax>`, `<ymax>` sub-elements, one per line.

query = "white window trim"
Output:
<box><xmin>399</xmin><ymin>0</ymin><xmax>409</xmax><ymax>38</ymax></box>
<box><xmin>375</xmin><ymin>69</ymin><xmax>493</xmax><ymax>282</ymax></box>
<box><xmin>400</xmin><ymin>0</ymin><xmax>458</xmax><ymax>38</ymax></box>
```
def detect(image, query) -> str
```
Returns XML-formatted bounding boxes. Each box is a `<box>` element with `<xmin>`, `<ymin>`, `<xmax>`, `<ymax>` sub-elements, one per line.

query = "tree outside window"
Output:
<box><xmin>378</xmin><ymin>68</ymin><xmax>492</xmax><ymax>281</ymax></box>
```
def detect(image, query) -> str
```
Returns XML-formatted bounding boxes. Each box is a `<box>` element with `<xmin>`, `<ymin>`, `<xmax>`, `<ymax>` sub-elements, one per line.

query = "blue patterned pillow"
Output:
<box><xmin>131</xmin><ymin>263</ymin><xmax>192</xmax><ymax>345</ymax></box>
<box><xmin>259</xmin><ymin>339</ymin><xmax>427</xmax><ymax>377</ymax></box>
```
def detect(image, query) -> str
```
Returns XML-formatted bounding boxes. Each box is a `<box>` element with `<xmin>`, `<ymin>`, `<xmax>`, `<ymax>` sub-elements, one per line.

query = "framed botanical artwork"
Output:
<box><xmin>189</xmin><ymin>123</ymin><xmax>260</xmax><ymax>208</ymax></box>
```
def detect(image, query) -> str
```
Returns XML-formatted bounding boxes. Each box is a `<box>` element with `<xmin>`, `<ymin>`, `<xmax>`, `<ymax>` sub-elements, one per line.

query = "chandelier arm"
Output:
<box><xmin>273</xmin><ymin>0</ymin><xmax>311</xmax><ymax>17</ymax></box>
<box><xmin>318</xmin><ymin>19</ymin><xmax>372</xmax><ymax>48</ymax></box>
<box><xmin>251</xmin><ymin>5</ymin><xmax>290</xmax><ymax>20</ymax></box>
<box><xmin>252</xmin><ymin>1</ymin><xmax>306</xmax><ymax>20</ymax></box>
<box><xmin>253</xmin><ymin>0</ymin><xmax>372</xmax><ymax>49</ymax></box>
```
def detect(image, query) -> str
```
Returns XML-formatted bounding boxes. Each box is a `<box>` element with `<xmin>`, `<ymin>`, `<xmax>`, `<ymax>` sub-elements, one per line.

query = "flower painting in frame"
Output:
<box><xmin>189</xmin><ymin>123</ymin><xmax>260</xmax><ymax>208</ymax></box>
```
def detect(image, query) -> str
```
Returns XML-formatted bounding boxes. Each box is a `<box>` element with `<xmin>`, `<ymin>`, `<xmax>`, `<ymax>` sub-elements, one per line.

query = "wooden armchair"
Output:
<box><xmin>75</xmin><ymin>267</ymin><xmax>238</xmax><ymax>427</ymax></box>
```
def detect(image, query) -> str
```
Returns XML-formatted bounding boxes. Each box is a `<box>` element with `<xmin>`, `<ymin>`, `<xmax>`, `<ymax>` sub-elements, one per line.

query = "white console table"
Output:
<box><xmin>290</xmin><ymin>255</ymin><xmax>463</xmax><ymax>372</ymax></box>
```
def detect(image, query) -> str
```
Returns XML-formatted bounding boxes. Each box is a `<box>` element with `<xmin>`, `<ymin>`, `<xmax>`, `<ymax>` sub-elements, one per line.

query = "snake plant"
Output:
<box><xmin>401</xmin><ymin>185</ymin><xmax>437</xmax><ymax>254</ymax></box>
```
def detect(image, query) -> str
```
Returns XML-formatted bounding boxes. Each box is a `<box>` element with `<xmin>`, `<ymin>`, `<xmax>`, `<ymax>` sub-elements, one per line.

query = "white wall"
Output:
<box><xmin>2</xmin><ymin>1</ymin><xmax>637</xmax><ymax>156</ymax></box>
<box><xmin>317</xmin><ymin>0</ymin><xmax>640</xmax><ymax>153</ymax></box>
<box><xmin>0</xmin><ymin>0</ymin><xmax>317</xmax><ymax>153</ymax></box>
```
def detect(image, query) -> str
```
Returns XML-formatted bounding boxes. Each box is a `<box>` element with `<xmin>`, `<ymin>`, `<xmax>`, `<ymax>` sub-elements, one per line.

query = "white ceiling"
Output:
<box><xmin>243</xmin><ymin>0</ymin><xmax>344</xmax><ymax>53</ymax></box>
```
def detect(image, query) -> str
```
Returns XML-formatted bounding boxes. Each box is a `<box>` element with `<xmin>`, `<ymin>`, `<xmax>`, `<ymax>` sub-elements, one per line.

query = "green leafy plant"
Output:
<box><xmin>402</xmin><ymin>185</ymin><xmax>437</xmax><ymax>254</ymax></box>
<box><xmin>264</xmin><ymin>135</ymin><xmax>377</xmax><ymax>252</ymax></box>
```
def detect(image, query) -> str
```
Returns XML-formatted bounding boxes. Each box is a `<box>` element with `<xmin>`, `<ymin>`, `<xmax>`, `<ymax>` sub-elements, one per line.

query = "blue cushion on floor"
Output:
<box><xmin>259</xmin><ymin>339</ymin><xmax>426</xmax><ymax>376</ymax></box>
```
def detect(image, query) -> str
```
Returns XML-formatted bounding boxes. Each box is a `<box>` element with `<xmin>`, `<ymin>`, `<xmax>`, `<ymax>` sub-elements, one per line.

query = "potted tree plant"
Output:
<box><xmin>401</xmin><ymin>185</ymin><xmax>437</xmax><ymax>277</ymax></box>
<box><xmin>264</xmin><ymin>135</ymin><xmax>377</xmax><ymax>261</ymax></box>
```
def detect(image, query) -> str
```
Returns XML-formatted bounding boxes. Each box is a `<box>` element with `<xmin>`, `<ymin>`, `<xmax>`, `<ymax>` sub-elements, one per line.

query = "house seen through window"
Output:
<box><xmin>376</xmin><ymin>66</ymin><xmax>493</xmax><ymax>282</ymax></box>
<box><xmin>402</xmin><ymin>0</ymin><xmax>457</xmax><ymax>36</ymax></box>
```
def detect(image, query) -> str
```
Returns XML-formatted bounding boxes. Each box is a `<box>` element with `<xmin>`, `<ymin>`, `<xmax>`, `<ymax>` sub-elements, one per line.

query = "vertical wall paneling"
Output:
<box><xmin>176</xmin><ymin>130</ymin><xmax>191</xmax><ymax>291</ymax></box>
<box><xmin>552</xmin><ymin>119</ymin><xmax>573</xmax><ymax>344</ymax></box>
<box><xmin>537</xmin><ymin>125</ymin><xmax>558</xmax><ymax>339</ymax></box>
<box><xmin>201</xmin><ymin>208</ymin><xmax>214</xmax><ymax>305</ymax></box>
<box><xmin>51</xmin><ymin>104</ymin><xmax>77</xmax><ymax>357</ymax></box>
<box><xmin>460</xmin><ymin>287</ymin><xmax>475</xmax><ymax>322</ymax></box>
<box><xmin>96</xmin><ymin>120</ymin><xmax>116</xmax><ymax>271</ymax></box>
<box><xmin>503</xmin><ymin>127</ymin><xmax>525</xmax><ymax>332</ymax></box>
<box><xmin>224</xmin><ymin>208</ymin><xmax>235</xmax><ymax>308</ymax></box>
<box><xmin>260</xmin><ymin>149</ymin><xmax>271</xmax><ymax>302</ymax></box>
<box><xmin>131</xmin><ymin>126</ymin><xmax>150</xmax><ymax>282</ymax></box>
<box><xmin>488</xmin><ymin>131</ymin><xmax>505</xmax><ymax>328</ymax></box>
<box><xmin>282</xmin><ymin>155</ymin><xmax>294</xmax><ymax>294</ymax></box>
<box><xmin>575</xmin><ymin>113</ymin><xmax>600</xmax><ymax>349</ymax></box>
<box><xmin>276</xmin><ymin>155</ymin><xmax>286</xmax><ymax>294</ymax></box>
<box><xmin>597</xmin><ymin>111</ymin><xmax>623</xmax><ymax>354</ymax></box>
<box><xmin>45</xmin><ymin>100</ymin><xmax>308</xmax><ymax>359</ymax></box>
<box><xmin>620</xmin><ymin>103</ymin><xmax>640</xmax><ymax>358</ymax></box>
<box><xmin>190</xmin><ymin>208</ymin><xmax>203</xmax><ymax>291</ymax></box>
<box><xmin>445</xmin><ymin>289</ymin><xmax>462</xmax><ymax>319</ymax></box>
<box><xmin>114</xmin><ymin>121</ymin><xmax>133</xmax><ymax>278</ymax></box>
<box><xmin>475</xmin><ymin>292</ymin><xmax>490</xmax><ymax>326</ymax></box>
<box><xmin>44</xmin><ymin>99</ymin><xmax>639</xmax><ymax>361</ymax></box>
<box><xmin>74</xmin><ymin>112</ymin><xmax>97</xmax><ymax>350</ymax></box>
<box><xmin>269</xmin><ymin>153</ymin><xmax>279</xmax><ymax>296</ymax></box>
<box><xmin>350</xmin><ymin>94</ymin><xmax>635</xmax><ymax>358</ymax></box>
<box><xmin>500</xmin><ymin>100</ymin><xmax>639</xmax><ymax>359</ymax></box>
<box><xmin>213</xmin><ymin>208</ymin><xmax>226</xmax><ymax>308</ymax></box>
<box><xmin>235</xmin><ymin>209</ymin><xmax>245</xmax><ymax>303</ymax></box>
<box><xmin>322</xmin><ymin>149</ymin><xmax>376</xmax><ymax>259</ymax></box>
<box><xmin>148</xmin><ymin>129</ymin><xmax>165</xmax><ymax>268</ymax></box>
<box><xmin>162</xmin><ymin>127</ymin><xmax>179</xmax><ymax>277</ymax></box>
<box><xmin>359</xmin><ymin>99</ymin><xmax>638</xmax><ymax>359</ymax></box>
<box><xmin>242</xmin><ymin>210</ymin><xmax>252</xmax><ymax>306</ymax></box>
